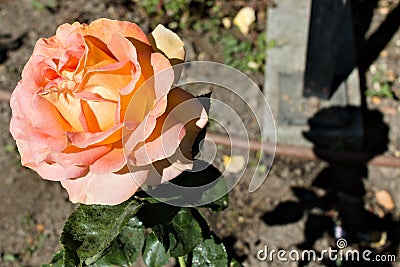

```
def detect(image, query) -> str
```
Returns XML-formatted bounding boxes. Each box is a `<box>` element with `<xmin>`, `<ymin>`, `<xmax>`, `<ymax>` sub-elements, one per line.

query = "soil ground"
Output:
<box><xmin>0</xmin><ymin>0</ymin><xmax>400</xmax><ymax>266</ymax></box>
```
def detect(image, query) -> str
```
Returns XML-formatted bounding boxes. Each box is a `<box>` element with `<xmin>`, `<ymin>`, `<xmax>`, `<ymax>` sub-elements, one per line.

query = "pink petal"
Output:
<box><xmin>61</xmin><ymin>170</ymin><xmax>148</xmax><ymax>205</ymax></box>
<box><xmin>128</xmin><ymin>112</ymin><xmax>186</xmax><ymax>166</ymax></box>
<box><xmin>90</xmin><ymin>148</ymin><xmax>127</xmax><ymax>174</ymax></box>
<box><xmin>141</xmin><ymin>157</ymin><xmax>193</xmax><ymax>186</ymax></box>
<box><xmin>13</xmin><ymin>59</ymin><xmax>71</xmax><ymax>136</ymax></box>
<box><xmin>81</xmin><ymin>18</ymin><xmax>151</xmax><ymax>47</ymax></box>
<box><xmin>46</xmin><ymin>145</ymin><xmax>112</xmax><ymax>168</ymax></box>
<box><xmin>106</xmin><ymin>34</ymin><xmax>141</xmax><ymax>95</ymax></box>
<box><xmin>30</xmin><ymin>161</ymin><xmax>88</xmax><ymax>181</ymax></box>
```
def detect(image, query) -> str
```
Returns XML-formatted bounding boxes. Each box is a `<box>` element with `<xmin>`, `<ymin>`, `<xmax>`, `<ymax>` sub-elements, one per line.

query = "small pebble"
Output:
<box><xmin>386</xmin><ymin>69</ymin><xmax>395</xmax><ymax>82</ymax></box>
<box><xmin>36</xmin><ymin>223</ymin><xmax>45</xmax><ymax>232</ymax></box>
<box><xmin>222</xmin><ymin>17</ymin><xmax>231</xmax><ymax>29</ymax></box>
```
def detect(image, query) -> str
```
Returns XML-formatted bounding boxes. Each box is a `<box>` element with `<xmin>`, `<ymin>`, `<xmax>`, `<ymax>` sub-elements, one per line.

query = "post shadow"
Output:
<box><xmin>262</xmin><ymin>107</ymin><xmax>399</xmax><ymax>266</ymax></box>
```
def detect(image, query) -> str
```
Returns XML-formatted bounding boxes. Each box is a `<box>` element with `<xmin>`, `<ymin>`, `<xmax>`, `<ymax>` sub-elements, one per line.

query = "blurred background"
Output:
<box><xmin>0</xmin><ymin>0</ymin><xmax>400</xmax><ymax>266</ymax></box>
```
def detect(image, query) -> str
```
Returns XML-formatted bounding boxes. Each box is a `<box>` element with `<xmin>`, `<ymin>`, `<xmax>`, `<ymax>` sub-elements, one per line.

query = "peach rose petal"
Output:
<box><xmin>15</xmin><ymin>139</ymin><xmax>51</xmax><ymax>167</ymax></box>
<box><xmin>124</xmin><ymin>107</ymin><xmax>159</xmax><ymax>154</ymax></box>
<box><xmin>15</xmin><ymin>58</ymin><xmax>71</xmax><ymax>136</ymax></box>
<box><xmin>9</xmin><ymin>19</ymin><xmax>206</xmax><ymax>206</ymax></box>
<box><xmin>166</xmin><ymin>88</ymin><xmax>208</xmax><ymax>158</ymax></box>
<box><xmin>123</xmin><ymin>53</ymin><xmax>174</xmax><ymax>153</ymax></box>
<box><xmin>166</xmin><ymin>88</ymin><xmax>208</xmax><ymax>129</ymax></box>
<box><xmin>67</xmin><ymin>124</ymin><xmax>123</xmax><ymax>148</ymax></box>
<box><xmin>33</xmin><ymin>161</ymin><xmax>88</xmax><ymax>181</ymax></box>
<box><xmin>61</xmin><ymin>171</ymin><xmax>147</xmax><ymax>205</ymax></box>
<box><xmin>143</xmin><ymin>155</ymin><xmax>194</xmax><ymax>186</ymax></box>
<box><xmin>55</xmin><ymin>22</ymin><xmax>82</xmax><ymax>43</ymax></box>
<box><xmin>107</xmin><ymin>34</ymin><xmax>141</xmax><ymax>95</ymax></box>
<box><xmin>83</xmin><ymin>36</ymin><xmax>117</xmax><ymax>69</ymax></box>
<box><xmin>40</xmin><ymin>91</ymin><xmax>85</xmax><ymax>132</ymax></box>
<box><xmin>129</xmin><ymin>112</ymin><xmax>186</xmax><ymax>166</ymax></box>
<box><xmin>81</xmin><ymin>18</ymin><xmax>151</xmax><ymax>47</ymax></box>
<box><xmin>151</xmin><ymin>53</ymin><xmax>175</xmax><ymax>99</ymax></box>
<box><xmin>90</xmin><ymin>148</ymin><xmax>127</xmax><ymax>174</ymax></box>
<box><xmin>120</xmin><ymin>52</ymin><xmax>156</xmax><ymax>123</ymax></box>
<box><xmin>10</xmin><ymin>95</ymin><xmax>67</xmax><ymax>148</ymax></box>
<box><xmin>46</xmin><ymin>145</ymin><xmax>112</xmax><ymax>168</ymax></box>
<box><xmin>85</xmin><ymin>100</ymin><xmax>117</xmax><ymax>131</ymax></box>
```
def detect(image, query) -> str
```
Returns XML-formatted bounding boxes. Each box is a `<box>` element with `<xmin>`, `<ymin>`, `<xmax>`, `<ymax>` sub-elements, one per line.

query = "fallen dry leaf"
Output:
<box><xmin>223</xmin><ymin>155</ymin><xmax>246</xmax><ymax>173</ymax></box>
<box><xmin>233</xmin><ymin>7</ymin><xmax>256</xmax><ymax>35</ymax></box>
<box><xmin>371</xmin><ymin>96</ymin><xmax>381</xmax><ymax>105</ymax></box>
<box><xmin>375</xmin><ymin>190</ymin><xmax>395</xmax><ymax>210</ymax></box>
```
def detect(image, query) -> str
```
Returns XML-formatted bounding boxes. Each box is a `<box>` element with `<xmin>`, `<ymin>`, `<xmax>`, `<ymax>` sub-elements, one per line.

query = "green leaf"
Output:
<box><xmin>118</xmin><ymin>217</ymin><xmax>145</xmax><ymax>265</ymax></box>
<box><xmin>82</xmin><ymin>218</ymin><xmax>146</xmax><ymax>267</ymax></box>
<box><xmin>61</xmin><ymin>199</ymin><xmax>143</xmax><ymax>266</ymax></box>
<box><xmin>90</xmin><ymin>241</ymin><xmax>128</xmax><ymax>267</ymax></box>
<box><xmin>142</xmin><ymin>233</ymin><xmax>170</xmax><ymax>267</ymax></box>
<box><xmin>200</xmin><ymin>183</ymin><xmax>229</xmax><ymax>212</ymax></box>
<box><xmin>167</xmin><ymin>208</ymin><xmax>203</xmax><ymax>257</ymax></box>
<box><xmin>140</xmin><ymin>205</ymin><xmax>203</xmax><ymax>258</ymax></box>
<box><xmin>91</xmin><ymin>217</ymin><xmax>146</xmax><ymax>267</ymax></box>
<box><xmin>191</xmin><ymin>235</ymin><xmax>228</xmax><ymax>267</ymax></box>
<box><xmin>229</xmin><ymin>258</ymin><xmax>243</xmax><ymax>267</ymax></box>
<box><xmin>41</xmin><ymin>250</ymin><xmax>64</xmax><ymax>267</ymax></box>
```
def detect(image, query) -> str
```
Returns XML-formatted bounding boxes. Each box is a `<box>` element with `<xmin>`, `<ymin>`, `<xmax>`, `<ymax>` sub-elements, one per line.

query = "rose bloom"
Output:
<box><xmin>9</xmin><ymin>18</ymin><xmax>207</xmax><ymax>205</ymax></box>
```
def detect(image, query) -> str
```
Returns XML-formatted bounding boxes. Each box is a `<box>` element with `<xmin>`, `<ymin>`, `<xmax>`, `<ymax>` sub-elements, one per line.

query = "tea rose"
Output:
<box><xmin>9</xmin><ymin>18</ymin><xmax>207</xmax><ymax>205</ymax></box>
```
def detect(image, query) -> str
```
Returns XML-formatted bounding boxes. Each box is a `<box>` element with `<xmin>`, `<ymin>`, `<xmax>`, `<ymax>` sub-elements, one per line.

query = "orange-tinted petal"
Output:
<box><xmin>67</xmin><ymin>124</ymin><xmax>123</xmax><ymax>148</ymax></box>
<box><xmin>128</xmin><ymin>111</ymin><xmax>186</xmax><ymax>166</ymax></box>
<box><xmin>81</xmin><ymin>18</ymin><xmax>151</xmax><ymax>46</ymax></box>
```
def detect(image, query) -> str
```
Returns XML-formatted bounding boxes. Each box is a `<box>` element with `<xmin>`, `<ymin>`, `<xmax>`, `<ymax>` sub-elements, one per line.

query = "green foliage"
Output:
<box><xmin>41</xmin><ymin>250</ymin><xmax>63</xmax><ymax>267</ymax></box>
<box><xmin>154</xmin><ymin>208</ymin><xmax>204</xmax><ymax>257</ymax></box>
<box><xmin>164</xmin><ymin>0</ymin><xmax>189</xmax><ymax>21</ymax></box>
<box><xmin>138</xmin><ymin>0</ymin><xmax>160</xmax><ymax>16</ymax></box>
<box><xmin>142</xmin><ymin>233</ymin><xmax>170</xmax><ymax>267</ymax></box>
<box><xmin>31</xmin><ymin>0</ymin><xmax>57</xmax><ymax>10</ymax></box>
<box><xmin>365</xmin><ymin>68</ymin><xmax>395</xmax><ymax>99</ymax></box>
<box><xmin>223</xmin><ymin>32</ymin><xmax>276</xmax><ymax>73</ymax></box>
<box><xmin>50</xmin><ymin>198</ymin><xmax>240</xmax><ymax>266</ymax></box>
<box><xmin>47</xmin><ymin>165</ymin><xmax>240</xmax><ymax>267</ymax></box>
<box><xmin>2</xmin><ymin>254</ymin><xmax>17</xmax><ymax>263</ymax></box>
<box><xmin>191</xmin><ymin>235</ymin><xmax>228</xmax><ymax>267</ymax></box>
<box><xmin>366</xmin><ymin>82</ymin><xmax>394</xmax><ymax>99</ymax></box>
<box><xmin>137</xmin><ymin>0</ymin><xmax>190</xmax><ymax>24</ymax></box>
<box><xmin>61</xmin><ymin>200</ymin><xmax>143</xmax><ymax>266</ymax></box>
